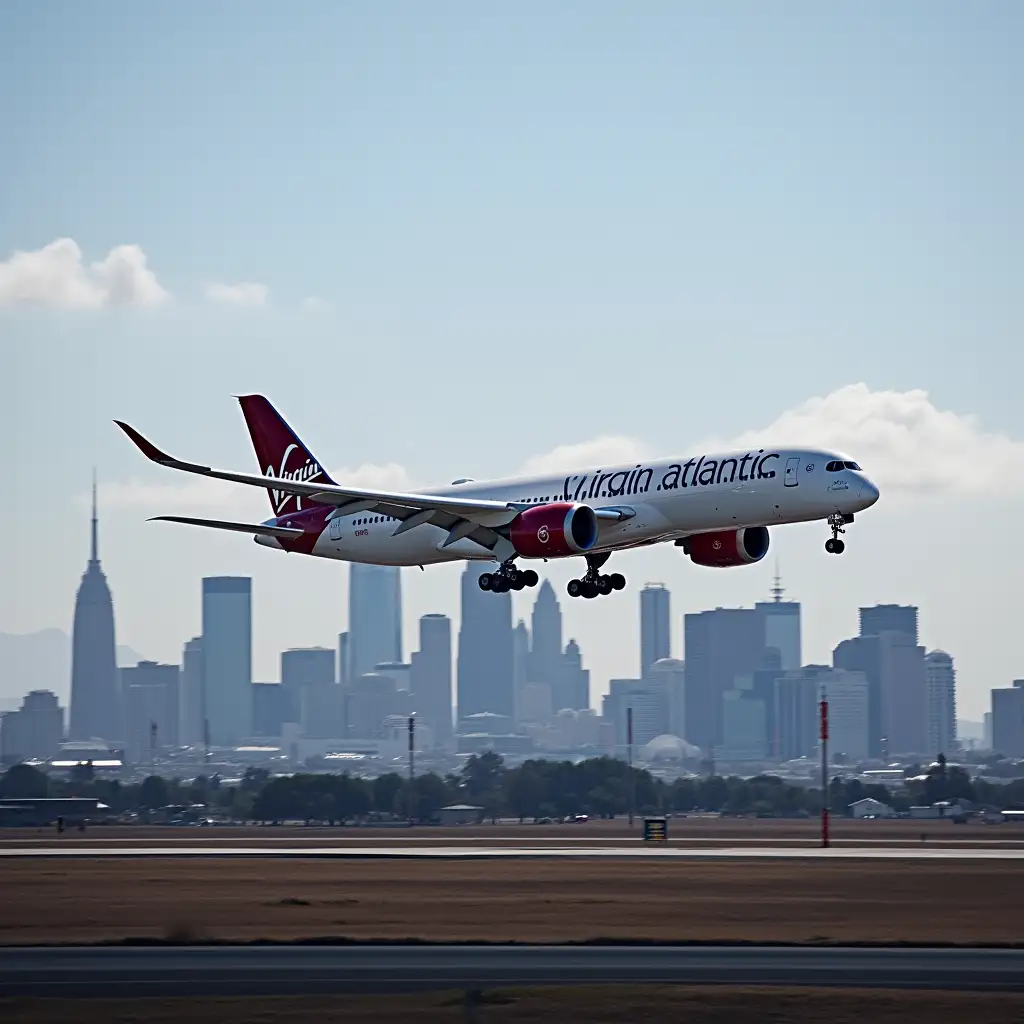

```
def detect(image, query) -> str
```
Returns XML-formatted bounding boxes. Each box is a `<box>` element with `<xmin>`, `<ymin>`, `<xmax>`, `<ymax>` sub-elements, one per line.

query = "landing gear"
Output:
<box><xmin>825</xmin><ymin>512</ymin><xmax>847</xmax><ymax>555</ymax></box>
<box><xmin>567</xmin><ymin>554</ymin><xmax>626</xmax><ymax>599</ymax></box>
<box><xmin>479</xmin><ymin>562</ymin><xmax>540</xmax><ymax>593</ymax></box>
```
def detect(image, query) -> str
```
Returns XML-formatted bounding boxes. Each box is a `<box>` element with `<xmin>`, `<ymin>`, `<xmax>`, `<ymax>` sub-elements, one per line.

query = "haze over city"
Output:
<box><xmin>2</xmin><ymin>3</ymin><xmax>1022</xmax><ymax>720</ymax></box>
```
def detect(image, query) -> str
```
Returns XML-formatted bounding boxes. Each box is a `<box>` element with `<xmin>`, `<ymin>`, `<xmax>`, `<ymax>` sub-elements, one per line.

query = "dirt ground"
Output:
<box><xmin>2</xmin><ymin>817</ymin><xmax>1022</xmax><ymax>847</ymax></box>
<box><xmin>2</xmin><ymin>858</ymin><xmax>1021</xmax><ymax>945</ymax></box>
<box><xmin>4</xmin><ymin>987</ymin><xmax>1024</xmax><ymax>1024</ymax></box>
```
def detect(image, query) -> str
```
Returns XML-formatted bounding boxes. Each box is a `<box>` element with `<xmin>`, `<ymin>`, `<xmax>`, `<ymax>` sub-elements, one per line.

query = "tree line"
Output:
<box><xmin>1</xmin><ymin>751</ymin><xmax>1022</xmax><ymax>824</ymax></box>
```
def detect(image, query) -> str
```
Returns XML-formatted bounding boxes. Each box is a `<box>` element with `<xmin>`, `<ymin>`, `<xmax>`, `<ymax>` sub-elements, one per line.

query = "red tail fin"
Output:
<box><xmin>237</xmin><ymin>395</ymin><xmax>335</xmax><ymax>516</ymax></box>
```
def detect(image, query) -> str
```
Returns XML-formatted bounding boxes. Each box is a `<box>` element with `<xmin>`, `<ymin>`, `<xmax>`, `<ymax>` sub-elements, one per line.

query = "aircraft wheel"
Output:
<box><xmin>596</xmin><ymin>575</ymin><xmax>613</xmax><ymax>596</ymax></box>
<box><xmin>522</xmin><ymin>569</ymin><xmax>539</xmax><ymax>588</ymax></box>
<box><xmin>582</xmin><ymin>581</ymin><xmax>599</xmax><ymax>599</ymax></box>
<box><xmin>609</xmin><ymin>572</ymin><xmax>626</xmax><ymax>591</ymax></box>
<box><xmin>567</xmin><ymin>579</ymin><xmax>583</xmax><ymax>598</ymax></box>
<box><xmin>478</xmin><ymin>573</ymin><xmax>493</xmax><ymax>591</ymax></box>
<box><xmin>833</xmin><ymin>538</ymin><xmax>846</xmax><ymax>554</ymax></box>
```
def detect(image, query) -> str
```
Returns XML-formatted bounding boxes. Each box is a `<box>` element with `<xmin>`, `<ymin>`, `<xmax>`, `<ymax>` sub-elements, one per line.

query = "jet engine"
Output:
<box><xmin>509</xmin><ymin>502</ymin><xmax>599</xmax><ymax>558</ymax></box>
<box><xmin>684</xmin><ymin>526</ymin><xmax>770</xmax><ymax>567</ymax></box>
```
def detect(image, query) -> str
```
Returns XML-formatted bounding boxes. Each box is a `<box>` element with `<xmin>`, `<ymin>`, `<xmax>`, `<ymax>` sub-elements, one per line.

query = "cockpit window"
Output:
<box><xmin>826</xmin><ymin>461</ymin><xmax>844</xmax><ymax>472</ymax></box>
<box><xmin>843</xmin><ymin>461</ymin><xmax>861</xmax><ymax>471</ymax></box>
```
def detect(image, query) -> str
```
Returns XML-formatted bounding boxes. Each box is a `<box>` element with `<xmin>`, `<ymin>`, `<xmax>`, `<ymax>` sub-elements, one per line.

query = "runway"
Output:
<box><xmin>2</xmin><ymin>944</ymin><xmax>1022</xmax><ymax>997</ymax></box>
<box><xmin>4</xmin><ymin>844</ymin><xmax>1024</xmax><ymax>859</ymax></box>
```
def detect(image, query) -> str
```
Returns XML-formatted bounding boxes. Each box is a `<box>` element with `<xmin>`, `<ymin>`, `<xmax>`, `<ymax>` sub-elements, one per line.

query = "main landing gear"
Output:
<box><xmin>478</xmin><ymin>561</ymin><xmax>539</xmax><ymax>594</ymax></box>
<box><xmin>825</xmin><ymin>511</ymin><xmax>847</xmax><ymax>555</ymax></box>
<box><xmin>567</xmin><ymin>553</ymin><xmax>626</xmax><ymax>600</ymax></box>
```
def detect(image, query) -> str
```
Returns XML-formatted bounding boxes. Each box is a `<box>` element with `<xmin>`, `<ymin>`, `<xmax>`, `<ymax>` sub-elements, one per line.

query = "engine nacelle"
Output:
<box><xmin>509</xmin><ymin>502</ymin><xmax>599</xmax><ymax>558</ymax></box>
<box><xmin>685</xmin><ymin>526</ymin><xmax>770</xmax><ymax>568</ymax></box>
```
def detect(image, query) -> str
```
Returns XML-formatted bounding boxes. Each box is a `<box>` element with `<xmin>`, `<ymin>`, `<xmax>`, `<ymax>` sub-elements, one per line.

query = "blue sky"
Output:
<box><xmin>1</xmin><ymin>2</ymin><xmax>1021</xmax><ymax>718</ymax></box>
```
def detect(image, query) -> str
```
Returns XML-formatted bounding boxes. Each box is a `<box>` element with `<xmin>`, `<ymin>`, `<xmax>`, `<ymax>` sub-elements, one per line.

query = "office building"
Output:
<box><xmin>648</xmin><ymin>658</ymin><xmax>686</xmax><ymax>739</ymax></box>
<box><xmin>754</xmin><ymin>572</ymin><xmax>801</xmax><ymax>670</ymax></box>
<box><xmin>348</xmin><ymin>564</ymin><xmax>402</xmax><ymax>679</ymax></box>
<box><xmin>774</xmin><ymin>668</ymin><xmax>822</xmax><ymax>761</ymax></box>
<box><xmin>281</xmin><ymin>647</ymin><xmax>335</xmax><ymax>724</ymax></box>
<box><xmin>983</xmin><ymin>711</ymin><xmax>993</xmax><ymax>750</ymax></box>
<box><xmin>603</xmin><ymin>678</ymin><xmax>669</xmax><ymax>749</ymax></box>
<box><xmin>879</xmin><ymin>631</ymin><xmax>927</xmax><ymax>756</ymax></box>
<box><xmin>513</xmin><ymin>619</ymin><xmax>531</xmax><ymax>722</ymax></box>
<box><xmin>410</xmin><ymin>613</ymin><xmax>453</xmax><ymax>749</ymax></box>
<box><xmin>457</xmin><ymin>562</ymin><xmax>514</xmax><ymax>718</ymax></box>
<box><xmin>557</xmin><ymin>638</ymin><xmax>590</xmax><ymax>712</ymax></box>
<box><xmin>860</xmin><ymin>605</ymin><xmax>919</xmax><ymax>644</ymax></box>
<box><xmin>683</xmin><ymin>608</ymin><xmax>765</xmax><ymax>752</ymax></box>
<box><xmin>991</xmin><ymin>681</ymin><xmax>1024</xmax><ymax>758</ymax></box>
<box><xmin>347</xmin><ymin>673</ymin><xmax>409</xmax><ymax>738</ymax></box>
<box><xmin>640</xmin><ymin>584</ymin><xmax>671</xmax><ymax>677</ymax></box>
<box><xmin>69</xmin><ymin>480</ymin><xmax>120</xmax><ymax>742</ymax></box>
<box><xmin>374</xmin><ymin>661</ymin><xmax>411</xmax><ymax>692</ymax></box>
<box><xmin>252</xmin><ymin>682</ymin><xmax>287</xmax><ymax>738</ymax></box>
<box><xmin>201</xmin><ymin>577</ymin><xmax>252</xmax><ymax>745</ymax></box>
<box><xmin>300</xmin><ymin>680</ymin><xmax>346</xmax><ymax>739</ymax></box>
<box><xmin>337</xmin><ymin>632</ymin><xmax>350</xmax><ymax>686</ymax></box>
<box><xmin>925</xmin><ymin>650</ymin><xmax>957</xmax><ymax>757</ymax></box>
<box><xmin>121</xmin><ymin>661</ymin><xmax>180</xmax><ymax>763</ymax></box>
<box><xmin>0</xmin><ymin>690</ymin><xmax>64</xmax><ymax>762</ymax></box>
<box><xmin>529</xmin><ymin>581</ymin><xmax>563</xmax><ymax>692</ymax></box>
<box><xmin>721</xmin><ymin>678</ymin><xmax>768</xmax><ymax>761</ymax></box>
<box><xmin>179</xmin><ymin>637</ymin><xmax>204</xmax><ymax>746</ymax></box>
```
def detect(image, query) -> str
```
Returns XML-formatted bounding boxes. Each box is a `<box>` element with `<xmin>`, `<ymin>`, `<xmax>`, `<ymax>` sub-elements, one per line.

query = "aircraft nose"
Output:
<box><xmin>859</xmin><ymin>478</ymin><xmax>880</xmax><ymax>506</ymax></box>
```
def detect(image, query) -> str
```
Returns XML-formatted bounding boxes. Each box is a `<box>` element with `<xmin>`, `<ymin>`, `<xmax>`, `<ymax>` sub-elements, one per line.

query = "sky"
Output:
<box><xmin>1</xmin><ymin>2</ymin><xmax>1021</xmax><ymax>719</ymax></box>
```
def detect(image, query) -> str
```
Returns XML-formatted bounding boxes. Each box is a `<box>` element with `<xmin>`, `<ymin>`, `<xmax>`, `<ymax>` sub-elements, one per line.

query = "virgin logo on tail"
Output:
<box><xmin>265</xmin><ymin>443</ymin><xmax>323</xmax><ymax>513</ymax></box>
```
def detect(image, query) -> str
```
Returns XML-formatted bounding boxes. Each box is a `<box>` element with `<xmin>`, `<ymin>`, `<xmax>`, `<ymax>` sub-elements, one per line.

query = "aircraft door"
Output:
<box><xmin>784</xmin><ymin>457</ymin><xmax>800</xmax><ymax>487</ymax></box>
<box><xmin>329</xmin><ymin>517</ymin><xmax>344</xmax><ymax>541</ymax></box>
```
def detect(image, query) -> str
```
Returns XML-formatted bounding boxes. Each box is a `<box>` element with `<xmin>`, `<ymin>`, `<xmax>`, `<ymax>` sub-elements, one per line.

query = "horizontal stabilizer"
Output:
<box><xmin>149</xmin><ymin>515</ymin><xmax>304</xmax><ymax>539</ymax></box>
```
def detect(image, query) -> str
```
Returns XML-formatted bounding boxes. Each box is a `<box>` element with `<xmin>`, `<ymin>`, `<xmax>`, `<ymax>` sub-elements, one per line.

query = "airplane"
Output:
<box><xmin>115</xmin><ymin>395</ymin><xmax>880</xmax><ymax>599</ymax></box>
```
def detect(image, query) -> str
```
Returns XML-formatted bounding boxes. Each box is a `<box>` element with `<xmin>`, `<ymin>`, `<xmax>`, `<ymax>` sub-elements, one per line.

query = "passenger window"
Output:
<box><xmin>826</xmin><ymin>461</ymin><xmax>843</xmax><ymax>472</ymax></box>
<box><xmin>844</xmin><ymin>461</ymin><xmax>861</xmax><ymax>471</ymax></box>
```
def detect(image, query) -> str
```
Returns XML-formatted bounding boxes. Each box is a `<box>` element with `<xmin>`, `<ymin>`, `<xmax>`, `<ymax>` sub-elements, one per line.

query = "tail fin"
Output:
<box><xmin>237</xmin><ymin>395</ymin><xmax>335</xmax><ymax>516</ymax></box>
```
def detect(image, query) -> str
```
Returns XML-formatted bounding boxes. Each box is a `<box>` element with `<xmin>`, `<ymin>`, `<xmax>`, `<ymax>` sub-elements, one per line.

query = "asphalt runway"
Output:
<box><xmin>4</xmin><ymin>844</ymin><xmax>1024</xmax><ymax>859</ymax></box>
<box><xmin>2</xmin><ymin>944</ymin><xmax>1022</xmax><ymax>997</ymax></box>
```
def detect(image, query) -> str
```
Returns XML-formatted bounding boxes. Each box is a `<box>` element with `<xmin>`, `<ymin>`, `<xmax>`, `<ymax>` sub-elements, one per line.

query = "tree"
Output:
<box><xmin>139</xmin><ymin>775</ymin><xmax>169</xmax><ymax>810</ymax></box>
<box><xmin>69</xmin><ymin>761</ymin><xmax>95</xmax><ymax>790</ymax></box>
<box><xmin>461</xmin><ymin>752</ymin><xmax>506</xmax><ymax>807</ymax></box>
<box><xmin>0</xmin><ymin>764</ymin><xmax>49</xmax><ymax>799</ymax></box>
<box><xmin>372</xmin><ymin>773</ymin><xmax>404</xmax><ymax>815</ymax></box>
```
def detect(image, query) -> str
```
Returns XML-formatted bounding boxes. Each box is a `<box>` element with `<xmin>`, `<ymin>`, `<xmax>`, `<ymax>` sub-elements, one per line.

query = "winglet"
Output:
<box><xmin>114</xmin><ymin>420</ymin><xmax>176</xmax><ymax>463</ymax></box>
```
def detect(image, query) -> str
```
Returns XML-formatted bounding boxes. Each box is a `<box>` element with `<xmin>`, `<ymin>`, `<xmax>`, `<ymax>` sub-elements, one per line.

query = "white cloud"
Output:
<box><xmin>205</xmin><ymin>281</ymin><xmax>269</xmax><ymax>306</ymax></box>
<box><xmin>0</xmin><ymin>238</ymin><xmax>169</xmax><ymax>309</ymax></box>
<box><xmin>519</xmin><ymin>436</ymin><xmax>649</xmax><ymax>476</ymax></box>
<box><xmin>717</xmin><ymin>383</ymin><xmax>1024</xmax><ymax>495</ymax></box>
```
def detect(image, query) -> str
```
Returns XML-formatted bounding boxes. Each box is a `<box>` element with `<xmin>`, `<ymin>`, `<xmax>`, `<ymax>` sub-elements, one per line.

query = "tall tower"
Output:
<box><xmin>529</xmin><ymin>580</ymin><xmax>563</xmax><ymax>690</ymax></box>
<box><xmin>201</xmin><ymin>577</ymin><xmax>252</xmax><ymax>746</ymax></box>
<box><xmin>640</xmin><ymin>583</ymin><xmax>671</xmax><ymax>677</ymax></box>
<box><xmin>754</xmin><ymin>567</ymin><xmax>801</xmax><ymax>671</ymax></box>
<box><xmin>457</xmin><ymin>562</ymin><xmax>514</xmax><ymax>720</ymax></box>
<box><xmin>349</xmin><ymin>565</ymin><xmax>403</xmax><ymax>679</ymax></box>
<box><xmin>68</xmin><ymin>476</ymin><xmax>121</xmax><ymax>742</ymax></box>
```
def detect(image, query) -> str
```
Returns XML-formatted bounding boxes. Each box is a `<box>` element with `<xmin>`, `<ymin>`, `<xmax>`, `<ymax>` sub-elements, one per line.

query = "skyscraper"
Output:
<box><xmin>529</xmin><ymin>581</ymin><xmax>563</xmax><ymax>693</ymax></box>
<box><xmin>860</xmin><ymin>605</ymin><xmax>919</xmax><ymax>644</ymax></box>
<box><xmin>640</xmin><ymin>584</ymin><xmax>671</xmax><ymax>677</ymax></box>
<box><xmin>991</xmin><ymin>681</ymin><xmax>1024</xmax><ymax>757</ymax></box>
<box><xmin>201</xmin><ymin>577</ymin><xmax>252</xmax><ymax>746</ymax></box>
<box><xmin>683</xmin><ymin>608</ymin><xmax>765</xmax><ymax>753</ymax></box>
<box><xmin>457</xmin><ymin>562</ymin><xmax>514</xmax><ymax>719</ymax></box>
<box><xmin>0</xmin><ymin>690</ymin><xmax>64</xmax><ymax>761</ymax></box>
<box><xmin>121</xmin><ymin>661</ymin><xmax>180</xmax><ymax>762</ymax></box>
<box><xmin>281</xmin><ymin>647</ymin><xmax>335</xmax><ymax>724</ymax></box>
<box><xmin>179</xmin><ymin>637</ymin><xmax>205</xmax><ymax>746</ymax></box>
<box><xmin>348</xmin><ymin>565</ymin><xmax>403</xmax><ymax>678</ymax></box>
<box><xmin>754</xmin><ymin>571</ymin><xmax>801</xmax><ymax>670</ymax></box>
<box><xmin>69</xmin><ymin>479</ymin><xmax>120</xmax><ymax>742</ymax></box>
<box><xmin>411</xmin><ymin>613</ymin><xmax>453</xmax><ymax>748</ymax></box>
<box><xmin>558</xmin><ymin>638</ymin><xmax>590</xmax><ymax>712</ymax></box>
<box><xmin>925</xmin><ymin>650</ymin><xmax>957</xmax><ymax>757</ymax></box>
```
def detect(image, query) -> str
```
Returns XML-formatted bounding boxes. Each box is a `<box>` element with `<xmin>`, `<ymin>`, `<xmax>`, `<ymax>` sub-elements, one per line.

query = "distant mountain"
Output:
<box><xmin>0</xmin><ymin>629</ymin><xmax>145</xmax><ymax>706</ymax></box>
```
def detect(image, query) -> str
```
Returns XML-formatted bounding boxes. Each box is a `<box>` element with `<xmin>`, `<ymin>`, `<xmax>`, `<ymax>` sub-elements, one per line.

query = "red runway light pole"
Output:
<box><xmin>820</xmin><ymin>689</ymin><xmax>830</xmax><ymax>848</ymax></box>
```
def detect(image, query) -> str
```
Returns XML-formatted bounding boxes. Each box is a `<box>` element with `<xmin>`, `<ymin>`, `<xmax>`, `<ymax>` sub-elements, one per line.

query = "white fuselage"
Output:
<box><xmin>256</xmin><ymin>446</ymin><xmax>879</xmax><ymax>566</ymax></box>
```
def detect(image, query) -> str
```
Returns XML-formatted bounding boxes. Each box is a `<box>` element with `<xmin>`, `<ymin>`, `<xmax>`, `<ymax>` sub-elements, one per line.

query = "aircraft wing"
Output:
<box><xmin>115</xmin><ymin>421</ymin><xmax>520</xmax><ymax>528</ymax></box>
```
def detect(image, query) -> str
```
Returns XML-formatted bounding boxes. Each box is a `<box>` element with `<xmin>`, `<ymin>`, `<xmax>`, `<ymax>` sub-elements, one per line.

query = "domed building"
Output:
<box><xmin>641</xmin><ymin>733</ymin><xmax>702</xmax><ymax>763</ymax></box>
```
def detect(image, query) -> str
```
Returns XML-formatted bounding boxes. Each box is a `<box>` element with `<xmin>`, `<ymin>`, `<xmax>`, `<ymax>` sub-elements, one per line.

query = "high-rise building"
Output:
<box><xmin>529</xmin><ymin>581</ymin><xmax>563</xmax><ymax>692</ymax></box>
<box><xmin>774</xmin><ymin>666</ymin><xmax>870</xmax><ymax>762</ymax></box>
<box><xmin>925</xmin><ymin>650</ymin><xmax>957</xmax><ymax>757</ymax></box>
<box><xmin>860</xmin><ymin>605</ymin><xmax>919</xmax><ymax>644</ymax></box>
<box><xmin>410</xmin><ymin>613</ymin><xmax>453</xmax><ymax>749</ymax></box>
<box><xmin>121</xmin><ymin>661</ymin><xmax>180</xmax><ymax>763</ymax></box>
<box><xmin>337</xmin><ymin>632</ymin><xmax>350</xmax><ymax>686</ymax></box>
<box><xmin>754</xmin><ymin>571</ymin><xmax>801</xmax><ymax>670</ymax></box>
<box><xmin>648</xmin><ymin>658</ymin><xmax>686</xmax><ymax>739</ymax></box>
<box><xmin>640</xmin><ymin>584</ymin><xmax>671</xmax><ymax>677</ymax></box>
<box><xmin>347</xmin><ymin>673</ymin><xmax>408</xmax><ymax>738</ymax></box>
<box><xmin>983</xmin><ymin>711</ymin><xmax>994</xmax><ymax>750</ymax></box>
<box><xmin>603</xmin><ymin>679</ymin><xmax>668</xmax><ymax>749</ymax></box>
<box><xmin>513</xmin><ymin>619</ymin><xmax>531</xmax><ymax>723</ymax></box>
<box><xmin>991</xmin><ymin>681</ymin><xmax>1024</xmax><ymax>757</ymax></box>
<box><xmin>179</xmin><ymin>637</ymin><xmax>204</xmax><ymax>746</ymax></box>
<box><xmin>281</xmin><ymin>647</ymin><xmax>335</xmax><ymax>724</ymax></box>
<box><xmin>201</xmin><ymin>577</ymin><xmax>252</xmax><ymax>746</ymax></box>
<box><xmin>348</xmin><ymin>565</ymin><xmax>402</xmax><ymax>679</ymax></box>
<box><xmin>683</xmin><ymin>608</ymin><xmax>765</xmax><ymax>753</ymax></box>
<box><xmin>557</xmin><ymin>639</ymin><xmax>590</xmax><ymax>712</ymax></box>
<box><xmin>252</xmin><ymin>682</ymin><xmax>287</xmax><ymax>738</ymax></box>
<box><xmin>833</xmin><ymin>636</ymin><xmax>883</xmax><ymax>757</ymax></box>
<box><xmin>721</xmin><ymin>677</ymin><xmax>769</xmax><ymax>761</ymax></box>
<box><xmin>878</xmin><ymin>631</ymin><xmax>927</xmax><ymax>756</ymax></box>
<box><xmin>457</xmin><ymin>562</ymin><xmax>514</xmax><ymax>719</ymax></box>
<box><xmin>69</xmin><ymin>480</ymin><xmax>120</xmax><ymax>742</ymax></box>
<box><xmin>0</xmin><ymin>690</ymin><xmax>64</xmax><ymax>762</ymax></box>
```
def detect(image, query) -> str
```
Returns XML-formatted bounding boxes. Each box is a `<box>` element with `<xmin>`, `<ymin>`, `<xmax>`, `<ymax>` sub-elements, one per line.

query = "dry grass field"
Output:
<box><xmin>2</xmin><ymin>857</ymin><xmax>1021</xmax><ymax>945</ymax></box>
<box><xmin>4</xmin><ymin>987</ymin><xmax>1024</xmax><ymax>1024</ymax></box>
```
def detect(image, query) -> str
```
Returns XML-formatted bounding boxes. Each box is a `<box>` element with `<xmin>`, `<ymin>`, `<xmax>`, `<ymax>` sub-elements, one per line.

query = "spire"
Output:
<box><xmin>770</xmin><ymin>559</ymin><xmax>784</xmax><ymax>602</ymax></box>
<box><xmin>90</xmin><ymin>469</ymin><xmax>99</xmax><ymax>564</ymax></box>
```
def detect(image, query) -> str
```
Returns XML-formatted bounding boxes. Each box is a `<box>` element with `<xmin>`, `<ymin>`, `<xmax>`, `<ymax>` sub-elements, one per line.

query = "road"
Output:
<box><xmin>1</xmin><ymin>944</ymin><xmax>1022</xmax><ymax>997</ymax></box>
<box><xmin>3</xmin><ymin>844</ymin><xmax>1024</xmax><ymax>859</ymax></box>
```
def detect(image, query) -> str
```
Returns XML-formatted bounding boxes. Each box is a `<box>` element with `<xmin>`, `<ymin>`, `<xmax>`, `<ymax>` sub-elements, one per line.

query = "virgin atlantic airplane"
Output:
<box><xmin>115</xmin><ymin>395</ymin><xmax>879</xmax><ymax>599</ymax></box>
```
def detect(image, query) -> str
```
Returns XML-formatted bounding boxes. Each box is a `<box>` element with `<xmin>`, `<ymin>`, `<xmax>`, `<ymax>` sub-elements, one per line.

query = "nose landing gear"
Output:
<box><xmin>567</xmin><ymin>553</ymin><xmax>626</xmax><ymax>599</ymax></box>
<box><xmin>478</xmin><ymin>561</ymin><xmax>540</xmax><ymax>593</ymax></box>
<box><xmin>825</xmin><ymin>511</ymin><xmax>847</xmax><ymax>555</ymax></box>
